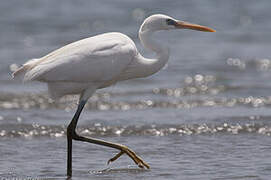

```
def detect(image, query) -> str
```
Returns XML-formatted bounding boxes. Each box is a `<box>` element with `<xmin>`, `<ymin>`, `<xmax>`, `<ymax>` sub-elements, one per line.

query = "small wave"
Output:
<box><xmin>1</xmin><ymin>72</ymin><xmax>271</xmax><ymax>110</ymax></box>
<box><xmin>0</xmin><ymin>74</ymin><xmax>227</xmax><ymax>111</ymax></box>
<box><xmin>0</xmin><ymin>123</ymin><xmax>271</xmax><ymax>138</ymax></box>
<box><xmin>90</xmin><ymin>167</ymin><xmax>149</xmax><ymax>175</ymax></box>
<box><xmin>0</xmin><ymin>92</ymin><xmax>270</xmax><ymax>111</ymax></box>
<box><xmin>227</xmin><ymin>57</ymin><xmax>271</xmax><ymax>71</ymax></box>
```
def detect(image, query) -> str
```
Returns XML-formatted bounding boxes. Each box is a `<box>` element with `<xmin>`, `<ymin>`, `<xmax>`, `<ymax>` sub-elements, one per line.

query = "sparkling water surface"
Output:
<box><xmin>1</xmin><ymin>0</ymin><xmax>271</xmax><ymax>179</ymax></box>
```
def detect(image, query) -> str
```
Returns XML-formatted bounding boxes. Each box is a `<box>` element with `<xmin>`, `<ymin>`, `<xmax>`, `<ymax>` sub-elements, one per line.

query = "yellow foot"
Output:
<box><xmin>107</xmin><ymin>145</ymin><xmax>150</xmax><ymax>169</ymax></box>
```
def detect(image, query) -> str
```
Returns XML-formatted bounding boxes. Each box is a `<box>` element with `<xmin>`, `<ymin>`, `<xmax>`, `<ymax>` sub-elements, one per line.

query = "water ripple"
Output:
<box><xmin>1</xmin><ymin>73</ymin><xmax>271</xmax><ymax>110</ymax></box>
<box><xmin>0</xmin><ymin>92</ymin><xmax>271</xmax><ymax>111</ymax></box>
<box><xmin>0</xmin><ymin>123</ymin><xmax>270</xmax><ymax>138</ymax></box>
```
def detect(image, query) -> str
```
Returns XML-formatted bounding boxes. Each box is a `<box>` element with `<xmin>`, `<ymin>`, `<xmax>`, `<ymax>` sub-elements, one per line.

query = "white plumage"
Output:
<box><xmin>14</xmin><ymin>33</ymin><xmax>138</xmax><ymax>98</ymax></box>
<box><xmin>13</xmin><ymin>14</ymin><xmax>215</xmax><ymax>101</ymax></box>
<box><xmin>12</xmin><ymin>14</ymin><xmax>215</xmax><ymax>176</ymax></box>
<box><xmin>13</xmin><ymin>14</ymin><xmax>215</xmax><ymax>100</ymax></box>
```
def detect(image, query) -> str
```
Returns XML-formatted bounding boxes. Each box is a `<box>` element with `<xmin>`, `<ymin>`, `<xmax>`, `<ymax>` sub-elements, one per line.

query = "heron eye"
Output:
<box><xmin>166</xmin><ymin>19</ymin><xmax>176</xmax><ymax>26</ymax></box>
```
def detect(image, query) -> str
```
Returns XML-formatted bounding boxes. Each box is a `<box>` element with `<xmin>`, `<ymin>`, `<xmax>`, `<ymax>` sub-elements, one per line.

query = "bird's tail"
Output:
<box><xmin>12</xmin><ymin>58</ymin><xmax>40</xmax><ymax>81</ymax></box>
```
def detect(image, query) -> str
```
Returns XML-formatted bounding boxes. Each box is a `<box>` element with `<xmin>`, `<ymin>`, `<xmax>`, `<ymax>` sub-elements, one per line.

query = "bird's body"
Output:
<box><xmin>14</xmin><ymin>31</ymin><xmax>169</xmax><ymax>99</ymax></box>
<box><xmin>15</xmin><ymin>32</ymin><xmax>139</xmax><ymax>98</ymax></box>
<box><xmin>12</xmin><ymin>14</ymin><xmax>215</xmax><ymax>177</ymax></box>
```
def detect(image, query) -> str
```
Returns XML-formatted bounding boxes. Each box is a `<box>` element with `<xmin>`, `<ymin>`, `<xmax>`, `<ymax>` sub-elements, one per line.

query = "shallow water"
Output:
<box><xmin>1</xmin><ymin>0</ymin><xmax>271</xmax><ymax>179</ymax></box>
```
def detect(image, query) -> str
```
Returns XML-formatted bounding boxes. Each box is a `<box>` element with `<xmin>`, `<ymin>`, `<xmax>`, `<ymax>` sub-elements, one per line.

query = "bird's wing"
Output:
<box><xmin>24</xmin><ymin>33</ymin><xmax>137</xmax><ymax>83</ymax></box>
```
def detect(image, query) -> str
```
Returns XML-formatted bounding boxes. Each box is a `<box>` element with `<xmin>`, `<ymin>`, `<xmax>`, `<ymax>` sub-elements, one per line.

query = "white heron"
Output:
<box><xmin>12</xmin><ymin>14</ymin><xmax>215</xmax><ymax>177</ymax></box>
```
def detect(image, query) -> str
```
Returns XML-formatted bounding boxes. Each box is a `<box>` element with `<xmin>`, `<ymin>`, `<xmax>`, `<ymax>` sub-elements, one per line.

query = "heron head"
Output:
<box><xmin>140</xmin><ymin>14</ymin><xmax>215</xmax><ymax>32</ymax></box>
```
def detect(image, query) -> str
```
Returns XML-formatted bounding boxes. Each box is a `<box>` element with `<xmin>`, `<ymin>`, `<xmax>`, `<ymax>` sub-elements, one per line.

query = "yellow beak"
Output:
<box><xmin>175</xmin><ymin>21</ymin><xmax>216</xmax><ymax>32</ymax></box>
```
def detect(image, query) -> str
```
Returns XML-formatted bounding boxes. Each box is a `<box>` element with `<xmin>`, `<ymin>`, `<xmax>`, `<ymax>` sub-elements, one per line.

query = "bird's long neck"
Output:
<box><xmin>136</xmin><ymin>29</ymin><xmax>170</xmax><ymax>77</ymax></box>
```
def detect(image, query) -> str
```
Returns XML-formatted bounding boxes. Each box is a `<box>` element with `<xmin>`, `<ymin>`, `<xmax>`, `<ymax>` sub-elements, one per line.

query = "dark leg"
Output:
<box><xmin>67</xmin><ymin>132</ymin><xmax>72</xmax><ymax>177</ymax></box>
<box><xmin>67</xmin><ymin>100</ymin><xmax>87</xmax><ymax>177</ymax></box>
<box><xmin>66</xmin><ymin>100</ymin><xmax>150</xmax><ymax>177</ymax></box>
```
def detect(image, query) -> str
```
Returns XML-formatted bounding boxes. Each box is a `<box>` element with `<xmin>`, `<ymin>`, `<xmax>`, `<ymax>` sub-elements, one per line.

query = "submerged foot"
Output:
<box><xmin>107</xmin><ymin>145</ymin><xmax>150</xmax><ymax>169</ymax></box>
